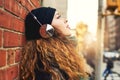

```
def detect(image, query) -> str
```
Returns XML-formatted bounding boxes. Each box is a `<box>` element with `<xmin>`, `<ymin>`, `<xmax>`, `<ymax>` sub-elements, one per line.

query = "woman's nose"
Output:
<box><xmin>64</xmin><ymin>19</ymin><xmax>68</xmax><ymax>23</ymax></box>
<box><xmin>66</xmin><ymin>19</ymin><xmax>68</xmax><ymax>22</ymax></box>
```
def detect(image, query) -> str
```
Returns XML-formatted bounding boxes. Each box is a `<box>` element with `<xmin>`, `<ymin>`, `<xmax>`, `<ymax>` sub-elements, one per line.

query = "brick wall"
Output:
<box><xmin>0</xmin><ymin>0</ymin><xmax>40</xmax><ymax>80</ymax></box>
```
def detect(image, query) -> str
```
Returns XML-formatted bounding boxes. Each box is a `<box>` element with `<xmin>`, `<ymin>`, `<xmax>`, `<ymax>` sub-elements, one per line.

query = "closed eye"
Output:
<box><xmin>57</xmin><ymin>15</ymin><xmax>61</xmax><ymax>19</ymax></box>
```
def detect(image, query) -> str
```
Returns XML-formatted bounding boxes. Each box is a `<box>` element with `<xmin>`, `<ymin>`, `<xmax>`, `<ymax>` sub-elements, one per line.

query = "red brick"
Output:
<box><xmin>0</xmin><ymin>69</ymin><xmax>7</xmax><ymax>80</ymax></box>
<box><xmin>26</xmin><ymin>2</ymin><xmax>34</xmax><ymax>11</ymax></box>
<box><xmin>3</xmin><ymin>31</ymin><xmax>19</xmax><ymax>47</ymax></box>
<box><xmin>4</xmin><ymin>0</ymin><xmax>14</xmax><ymax>13</ymax></box>
<box><xmin>4</xmin><ymin>0</ymin><xmax>27</xmax><ymax>19</ymax></box>
<box><xmin>19</xmin><ymin>34</ymin><xmax>25</xmax><ymax>46</ymax></box>
<box><xmin>0</xmin><ymin>0</ymin><xmax>3</xmax><ymax>7</ymax></box>
<box><xmin>0</xmin><ymin>30</ymin><xmax>2</xmax><ymax>47</ymax></box>
<box><xmin>0</xmin><ymin>50</ymin><xmax>6</xmax><ymax>67</ymax></box>
<box><xmin>0</xmin><ymin>65</ymin><xmax>19</xmax><ymax>80</ymax></box>
<box><xmin>16</xmin><ymin>0</ymin><xmax>36</xmax><ymax>19</ymax></box>
<box><xmin>17</xmin><ymin>0</ymin><xmax>34</xmax><ymax>12</ymax></box>
<box><xmin>7</xmin><ymin>50</ymin><xmax>15</xmax><ymax>65</ymax></box>
<box><xmin>15</xmin><ymin>49</ymin><xmax>21</xmax><ymax>63</ymax></box>
<box><xmin>12</xmin><ymin>17</ymin><xmax>24</xmax><ymax>32</ymax></box>
<box><xmin>17</xmin><ymin>0</ymin><xmax>26</xmax><ymax>6</ymax></box>
<box><xmin>17</xmin><ymin>0</ymin><xmax>33</xmax><ymax>11</ymax></box>
<box><xmin>4</xmin><ymin>0</ymin><xmax>19</xmax><ymax>16</ymax></box>
<box><xmin>13</xmin><ymin>1</ymin><xmax>20</xmax><ymax>16</ymax></box>
<box><xmin>30</xmin><ymin>0</ymin><xmax>40</xmax><ymax>8</ymax></box>
<box><xmin>0</xmin><ymin>10</ymin><xmax>13</xmax><ymax>29</ymax></box>
<box><xmin>19</xmin><ymin>6</ymin><xmax>27</xmax><ymax>19</ymax></box>
<box><xmin>6</xmin><ymin>65</ymin><xmax>18</xmax><ymax>80</ymax></box>
<box><xmin>0</xmin><ymin>0</ymin><xmax>40</xmax><ymax>79</ymax></box>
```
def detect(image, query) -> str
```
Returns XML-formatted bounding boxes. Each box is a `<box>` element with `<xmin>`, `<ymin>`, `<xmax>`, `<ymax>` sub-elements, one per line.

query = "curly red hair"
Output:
<box><xmin>20</xmin><ymin>37</ymin><xmax>90</xmax><ymax>80</ymax></box>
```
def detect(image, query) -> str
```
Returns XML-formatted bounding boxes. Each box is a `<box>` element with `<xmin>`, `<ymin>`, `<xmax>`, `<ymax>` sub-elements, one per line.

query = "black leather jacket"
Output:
<box><xmin>35</xmin><ymin>52</ymin><xmax>69</xmax><ymax>80</ymax></box>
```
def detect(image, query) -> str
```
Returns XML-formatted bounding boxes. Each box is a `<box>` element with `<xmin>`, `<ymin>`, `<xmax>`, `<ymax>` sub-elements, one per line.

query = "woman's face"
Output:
<box><xmin>51</xmin><ymin>11</ymin><xmax>71</xmax><ymax>37</ymax></box>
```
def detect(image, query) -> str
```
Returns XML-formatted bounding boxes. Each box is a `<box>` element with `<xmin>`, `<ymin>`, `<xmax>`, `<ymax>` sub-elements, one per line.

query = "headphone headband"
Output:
<box><xmin>29</xmin><ymin>11</ymin><xmax>55</xmax><ymax>38</ymax></box>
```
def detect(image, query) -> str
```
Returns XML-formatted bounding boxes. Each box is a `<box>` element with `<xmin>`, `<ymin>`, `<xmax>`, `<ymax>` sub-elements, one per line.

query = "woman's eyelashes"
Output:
<box><xmin>57</xmin><ymin>15</ymin><xmax>61</xmax><ymax>19</ymax></box>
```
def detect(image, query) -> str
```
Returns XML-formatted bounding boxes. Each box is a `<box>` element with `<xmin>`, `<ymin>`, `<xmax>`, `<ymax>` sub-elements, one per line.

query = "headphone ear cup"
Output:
<box><xmin>39</xmin><ymin>24</ymin><xmax>54</xmax><ymax>38</ymax></box>
<box><xmin>46</xmin><ymin>24</ymin><xmax>54</xmax><ymax>37</ymax></box>
<box><xmin>39</xmin><ymin>24</ymin><xmax>49</xmax><ymax>38</ymax></box>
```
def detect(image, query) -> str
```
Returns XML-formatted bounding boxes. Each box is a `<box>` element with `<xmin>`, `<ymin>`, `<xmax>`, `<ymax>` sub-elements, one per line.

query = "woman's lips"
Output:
<box><xmin>66</xmin><ymin>25</ymin><xmax>70</xmax><ymax>29</ymax></box>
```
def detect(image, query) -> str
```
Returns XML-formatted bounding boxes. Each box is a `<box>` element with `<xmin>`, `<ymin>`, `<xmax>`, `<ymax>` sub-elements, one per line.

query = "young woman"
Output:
<box><xmin>20</xmin><ymin>7</ymin><xmax>92</xmax><ymax>80</ymax></box>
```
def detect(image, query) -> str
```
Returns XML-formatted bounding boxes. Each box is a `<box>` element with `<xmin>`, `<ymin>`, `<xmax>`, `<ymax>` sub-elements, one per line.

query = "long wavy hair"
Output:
<box><xmin>20</xmin><ymin>36</ymin><xmax>90</xmax><ymax>80</ymax></box>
